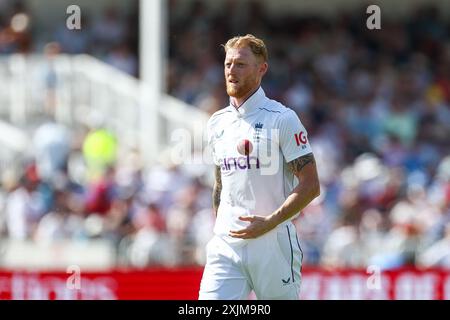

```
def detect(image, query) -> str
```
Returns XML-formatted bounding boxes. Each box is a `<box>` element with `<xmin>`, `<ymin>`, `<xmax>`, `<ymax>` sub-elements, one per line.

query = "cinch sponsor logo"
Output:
<box><xmin>219</xmin><ymin>156</ymin><xmax>260</xmax><ymax>171</ymax></box>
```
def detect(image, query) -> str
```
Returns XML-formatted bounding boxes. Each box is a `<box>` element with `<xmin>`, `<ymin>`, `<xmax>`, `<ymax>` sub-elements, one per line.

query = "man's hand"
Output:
<box><xmin>229</xmin><ymin>215</ymin><xmax>277</xmax><ymax>239</ymax></box>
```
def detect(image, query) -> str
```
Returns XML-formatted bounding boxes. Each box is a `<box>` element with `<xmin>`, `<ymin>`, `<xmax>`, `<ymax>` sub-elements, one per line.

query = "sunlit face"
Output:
<box><xmin>224</xmin><ymin>47</ymin><xmax>267</xmax><ymax>99</ymax></box>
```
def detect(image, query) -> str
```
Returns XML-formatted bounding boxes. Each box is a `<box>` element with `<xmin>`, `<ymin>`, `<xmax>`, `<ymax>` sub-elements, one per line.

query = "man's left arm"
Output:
<box><xmin>229</xmin><ymin>152</ymin><xmax>320</xmax><ymax>239</ymax></box>
<box><xmin>270</xmin><ymin>152</ymin><xmax>320</xmax><ymax>225</ymax></box>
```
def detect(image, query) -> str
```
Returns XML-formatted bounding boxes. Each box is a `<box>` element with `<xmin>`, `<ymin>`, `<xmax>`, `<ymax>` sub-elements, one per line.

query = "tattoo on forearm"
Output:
<box><xmin>287</xmin><ymin>153</ymin><xmax>315</xmax><ymax>174</ymax></box>
<box><xmin>212</xmin><ymin>166</ymin><xmax>222</xmax><ymax>215</ymax></box>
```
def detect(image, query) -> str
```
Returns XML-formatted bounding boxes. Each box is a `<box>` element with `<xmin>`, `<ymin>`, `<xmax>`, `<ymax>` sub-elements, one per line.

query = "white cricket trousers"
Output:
<box><xmin>199</xmin><ymin>222</ymin><xmax>303</xmax><ymax>300</ymax></box>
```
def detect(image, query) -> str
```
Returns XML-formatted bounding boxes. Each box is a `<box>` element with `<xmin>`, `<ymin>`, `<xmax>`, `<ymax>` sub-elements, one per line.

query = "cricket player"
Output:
<box><xmin>199</xmin><ymin>34</ymin><xmax>320</xmax><ymax>300</ymax></box>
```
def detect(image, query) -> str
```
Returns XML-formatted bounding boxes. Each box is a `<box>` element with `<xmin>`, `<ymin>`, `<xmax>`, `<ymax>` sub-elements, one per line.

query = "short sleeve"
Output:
<box><xmin>278</xmin><ymin>109</ymin><xmax>313</xmax><ymax>163</ymax></box>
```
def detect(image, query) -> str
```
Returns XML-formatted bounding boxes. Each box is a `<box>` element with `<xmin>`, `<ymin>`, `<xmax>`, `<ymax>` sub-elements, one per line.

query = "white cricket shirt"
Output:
<box><xmin>207</xmin><ymin>87</ymin><xmax>313</xmax><ymax>244</ymax></box>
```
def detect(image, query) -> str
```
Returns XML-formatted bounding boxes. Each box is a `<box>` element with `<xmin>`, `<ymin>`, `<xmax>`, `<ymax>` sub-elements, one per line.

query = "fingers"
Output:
<box><xmin>229</xmin><ymin>226</ymin><xmax>251</xmax><ymax>238</ymax></box>
<box><xmin>238</xmin><ymin>215</ymin><xmax>255</xmax><ymax>222</ymax></box>
<box><xmin>230</xmin><ymin>215</ymin><xmax>263</xmax><ymax>238</ymax></box>
<box><xmin>229</xmin><ymin>228</ymin><xmax>247</xmax><ymax>235</ymax></box>
<box><xmin>229</xmin><ymin>231</ymin><xmax>247</xmax><ymax>238</ymax></box>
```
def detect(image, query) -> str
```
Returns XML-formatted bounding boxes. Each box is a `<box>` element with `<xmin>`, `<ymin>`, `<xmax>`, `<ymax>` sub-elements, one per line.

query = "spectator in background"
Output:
<box><xmin>33</xmin><ymin>120</ymin><xmax>71</xmax><ymax>183</ymax></box>
<box><xmin>38</xmin><ymin>42</ymin><xmax>61</xmax><ymax>117</ymax></box>
<box><xmin>417</xmin><ymin>223</ymin><xmax>450</xmax><ymax>269</ymax></box>
<box><xmin>34</xmin><ymin>186</ymin><xmax>85</xmax><ymax>243</ymax></box>
<box><xmin>84</xmin><ymin>165</ymin><xmax>117</xmax><ymax>215</ymax></box>
<box><xmin>0</xmin><ymin>1</ymin><xmax>32</xmax><ymax>54</ymax></box>
<box><xmin>382</xmin><ymin>94</ymin><xmax>418</xmax><ymax>148</ymax></box>
<box><xmin>4</xmin><ymin>163</ymin><xmax>43</xmax><ymax>240</ymax></box>
<box><xmin>105</xmin><ymin>43</ymin><xmax>138</xmax><ymax>76</ymax></box>
<box><xmin>92</xmin><ymin>6</ymin><xmax>127</xmax><ymax>56</ymax></box>
<box><xmin>82</xmin><ymin>121</ymin><xmax>118</xmax><ymax>180</ymax></box>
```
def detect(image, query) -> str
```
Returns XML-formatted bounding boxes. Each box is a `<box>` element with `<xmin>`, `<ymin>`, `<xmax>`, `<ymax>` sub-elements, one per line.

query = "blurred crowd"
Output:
<box><xmin>0</xmin><ymin>0</ymin><xmax>139</xmax><ymax>76</ymax></box>
<box><xmin>0</xmin><ymin>0</ymin><xmax>450</xmax><ymax>270</ymax></box>
<box><xmin>0</xmin><ymin>117</ymin><xmax>216</xmax><ymax>268</ymax></box>
<box><xmin>0</xmin><ymin>0</ymin><xmax>212</xmax><ymax>268</ymax></box>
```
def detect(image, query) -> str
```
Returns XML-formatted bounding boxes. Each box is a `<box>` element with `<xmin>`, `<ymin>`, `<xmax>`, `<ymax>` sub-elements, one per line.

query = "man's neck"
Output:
<box><xmin>230</xmin><ymin>86</ymin><xmax>260</xmax><ymax>109</ymax></box>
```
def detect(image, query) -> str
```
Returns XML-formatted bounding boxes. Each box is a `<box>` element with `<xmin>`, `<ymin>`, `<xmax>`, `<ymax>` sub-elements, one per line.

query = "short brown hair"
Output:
<box><xmin>223</xmin><ymin>34</ymin><xmax>268</xmax><ymax>62</ymax></box>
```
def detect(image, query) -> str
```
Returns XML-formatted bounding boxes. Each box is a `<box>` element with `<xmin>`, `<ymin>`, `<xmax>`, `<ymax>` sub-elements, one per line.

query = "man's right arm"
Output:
<box><xmin>212</xmin><ymin>165</ymin><xmax>222</xmax><ymax>216</ymax></box>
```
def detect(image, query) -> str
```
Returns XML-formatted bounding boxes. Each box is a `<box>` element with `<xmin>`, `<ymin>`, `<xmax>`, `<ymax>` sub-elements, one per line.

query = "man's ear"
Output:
<box><xmin>260</xmin><ymin>62</ymin><xmax>268</xmax><ymax>76</ymax></box>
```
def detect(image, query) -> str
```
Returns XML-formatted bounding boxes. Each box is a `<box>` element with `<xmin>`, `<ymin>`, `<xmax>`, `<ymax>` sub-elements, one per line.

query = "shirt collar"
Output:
<box><xmin>230</xmin><ymin>87</ymin><xmax>266</xmax><ymax>116</ymax></box>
